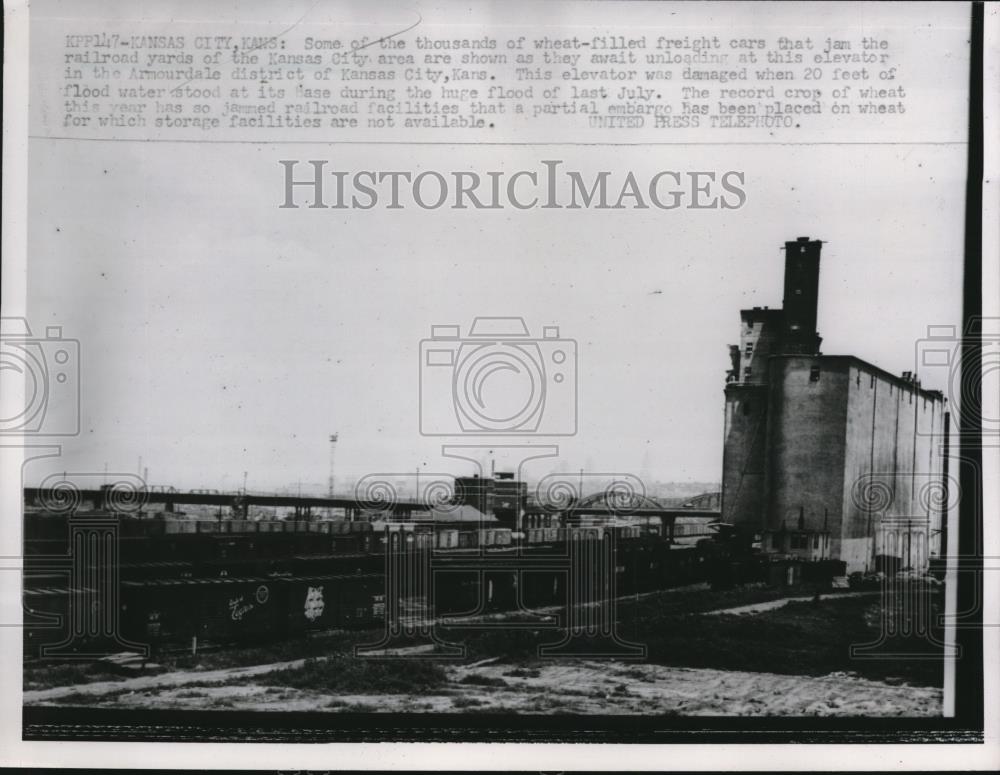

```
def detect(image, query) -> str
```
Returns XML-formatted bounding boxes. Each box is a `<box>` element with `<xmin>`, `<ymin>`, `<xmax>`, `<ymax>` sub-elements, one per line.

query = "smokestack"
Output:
<box><xmin>782</xmin><ymin>237</ymin><xmax>823</xmax><ymax>354</ymax></box>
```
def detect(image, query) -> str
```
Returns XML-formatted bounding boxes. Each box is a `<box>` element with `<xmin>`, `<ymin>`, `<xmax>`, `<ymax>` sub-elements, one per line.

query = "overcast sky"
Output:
<box><xmin>23</xmin><ymin>135</ymin><xmax>966</xmax><ymax>493</ymax></box>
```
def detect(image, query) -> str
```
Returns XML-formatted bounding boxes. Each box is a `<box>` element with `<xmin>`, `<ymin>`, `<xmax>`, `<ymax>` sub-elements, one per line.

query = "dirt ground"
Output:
<box><xmin>23</xmin><ymin>586</ymin><xmax>944</xmax><ymax>716</ymax></box>
<box><xmin>24</xmin><ymin>653</ymin><xmax>941</xmax><ymax>716</ymax></box>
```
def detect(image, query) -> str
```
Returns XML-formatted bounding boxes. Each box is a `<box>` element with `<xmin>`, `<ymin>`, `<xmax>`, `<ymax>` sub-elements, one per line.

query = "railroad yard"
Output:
<box><xmin>24</xmin><ymin>582</ymin><xmax>945</xmax><ymax>717</ymax></box>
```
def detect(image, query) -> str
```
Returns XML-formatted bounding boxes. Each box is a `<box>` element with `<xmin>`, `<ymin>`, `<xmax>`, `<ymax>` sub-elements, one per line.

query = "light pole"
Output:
<box><xmin>328</xmin><ymin>433</ymin><xmax>339</xmax><ymax>518</ymax></box>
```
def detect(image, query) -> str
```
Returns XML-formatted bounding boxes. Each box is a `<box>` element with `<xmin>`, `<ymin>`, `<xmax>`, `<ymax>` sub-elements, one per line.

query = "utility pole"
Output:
<box><xmin>328</xmin><ymin>433</ymin><xmax>339</xmax><ymax>515</ymax></box>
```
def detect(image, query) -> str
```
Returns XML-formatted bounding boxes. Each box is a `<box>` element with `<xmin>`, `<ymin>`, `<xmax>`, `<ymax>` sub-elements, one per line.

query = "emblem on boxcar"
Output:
<box><xmin>228</xmin><ymin>595</ymin><xmax>253</xmax><ymax>621</ymax></box>
<box><xmin>304</xmin><ymin>585</ymin><xmax>325</xmax><ymax>621</ymax></box>
<box><xmin>255</xmin><ymin>584</ymin><xmax>269</xmax><ymax>604</ymax></box>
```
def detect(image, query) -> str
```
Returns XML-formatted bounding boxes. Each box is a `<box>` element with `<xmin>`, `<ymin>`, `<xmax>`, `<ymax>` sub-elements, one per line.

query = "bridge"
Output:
<box><xmin>524</xmin><ymin>488</ymin><xmax>720</xmax><ymax>516</ymax></box>
<box><xmin>23</xmin><ymin>484</ymin><xmax>426</xmax><ymax>518</ymax></box>
<box><xmin>679</xmin><ymin>491</ymin><xmax>722</xmax><ymax>510</ymax></box>
<box><xmin>522</xmin><ymin>489</ymin><xmax>722</xmax><ymax>542</ymax></box>
<box><xmin>24</xmin><ymin>482</ymin><xmax>722</xmax><ymax>526</ymax></box>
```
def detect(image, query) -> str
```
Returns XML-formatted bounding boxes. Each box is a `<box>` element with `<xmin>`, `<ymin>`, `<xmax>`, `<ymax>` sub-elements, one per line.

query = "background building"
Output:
<box><xmin>722</xmin><ymin>238</ymin><xmax>948</xmax><ymax>573</ymax></box>
<box><xmin>453</xmin><ymin>472</ymin><xmax>527</xmax><ymax>530</ymax></box>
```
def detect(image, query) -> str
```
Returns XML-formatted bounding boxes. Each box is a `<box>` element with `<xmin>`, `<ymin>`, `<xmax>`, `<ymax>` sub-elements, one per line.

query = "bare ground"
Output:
<box><xmin>23</xmin><ymin>586</ymin><xmax>943</xmax><ymax>716</ymax></box>
<box><xmin>24</xmin><ymin>655</ymin><xmax>941</xmax><ymax>716</ymax></box>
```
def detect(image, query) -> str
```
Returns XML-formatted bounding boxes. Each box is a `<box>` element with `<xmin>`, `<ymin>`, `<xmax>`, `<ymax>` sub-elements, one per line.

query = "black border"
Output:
<box><xmin>953</xmin><ymin>0</ymin><xmax>986</xmax><ymax>736</ymax></box>
<box><xmin>19</xmin><ymin>707</ymin><xmax>986</xmax><ymax>743</ymax></box>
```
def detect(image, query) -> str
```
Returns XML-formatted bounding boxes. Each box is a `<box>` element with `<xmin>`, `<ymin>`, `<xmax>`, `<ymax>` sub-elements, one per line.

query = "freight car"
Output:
<box><xmin>24</xmin><ymin>514</ymin><xmax>382</xmax><ymax>583</ymax></box>
<box><xmin>430</xmin><ymin>535</ymin><xmax>717</xmax><ymax>619</ymax></box>
<box><xmin>24</xmin><ymin>572</ymin><xmax>386</xmax><ymax>655</ymax></box>
<box><xmin>23</xmin><ymin>514</ymin><xmax>731</xmax><ymax>655</ymax></box>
